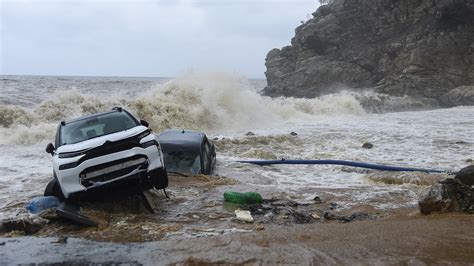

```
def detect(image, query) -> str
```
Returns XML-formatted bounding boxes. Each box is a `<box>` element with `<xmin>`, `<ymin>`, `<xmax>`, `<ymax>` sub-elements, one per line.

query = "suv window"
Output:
<box><xmin>60</xmin><ymin>111</ymin><xmax>139</xmax><ymax>145</ymax></box>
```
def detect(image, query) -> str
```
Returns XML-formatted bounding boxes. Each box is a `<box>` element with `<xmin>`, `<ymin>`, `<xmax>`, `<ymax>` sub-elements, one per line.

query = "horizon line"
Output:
<box><xmin>0</xmin><ymin>73</ymin><xmax>267</xmax><ymax>80</ymax></box>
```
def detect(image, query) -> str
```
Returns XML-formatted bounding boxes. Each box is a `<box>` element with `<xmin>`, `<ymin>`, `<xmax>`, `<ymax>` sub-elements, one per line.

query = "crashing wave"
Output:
<box><xmin>0</xmin><ymin>72</ymin><xmax>366</xmax><ymax>145</ymax></box>
<box><xmin>352</xmin><ymin>91</ymin><xmax>441</xmax><ymax>113</ymax></box>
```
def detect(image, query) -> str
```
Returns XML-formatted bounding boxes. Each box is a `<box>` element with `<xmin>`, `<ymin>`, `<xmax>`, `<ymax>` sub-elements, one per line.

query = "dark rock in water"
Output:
<box><xmin>212</xmin><ymin>137</ymin><xmax>218</xmax><ymax>141</ymax></box>
<box><xmin>245</xmin><ymin>131</ymin><xmax>255</xmax><ymax>136</ymax></box>
<box><xmin>0</xmin><ymin>242</ymin><xmax>5</xmax><ymax>245</ymax></box>
<box><xmin>455</xmin><ymin>165</ymin><xmax>474</xmax><ymax>186</ymax></box>
<box><xmin>313</xmin><ymin>196</ymin><xmax>322</xmax><ymax>204</ymax></box>
<box><xmin>362</xmin><ymin>142</ymin><xmax>374</xmax><ymax>149</ymax></box>
<box><xmin>466</xmin><ymin>159</ymin><xmax>473</xmax><ymax>163</ymax></box>
<box><xmin>263</xmin><ymin>0</ymin><xmax>474</xmax><ymax>111</ymax></box>
<box><xmin>419</xmin><ymin>177</ymin><xmax>474</xmax><ymax>214</ymax></box>
<box><xmin>290</xmin><ymin>132</ymin><xmax>298</xmax><ymax>136</ymax></box>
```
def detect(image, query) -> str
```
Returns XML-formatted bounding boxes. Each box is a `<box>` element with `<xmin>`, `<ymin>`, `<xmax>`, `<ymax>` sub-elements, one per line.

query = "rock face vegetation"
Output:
<box><xmin>263</xmin><ymin>0</ymin><xmax>474</xmax><ymax>111</ymax></box>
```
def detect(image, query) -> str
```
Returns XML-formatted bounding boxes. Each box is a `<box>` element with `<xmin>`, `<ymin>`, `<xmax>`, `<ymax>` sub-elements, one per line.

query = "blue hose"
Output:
<box><xmin>236</xmin><ymin>159</ymin><xmax>455</xmax><ymax>174</ymax></box>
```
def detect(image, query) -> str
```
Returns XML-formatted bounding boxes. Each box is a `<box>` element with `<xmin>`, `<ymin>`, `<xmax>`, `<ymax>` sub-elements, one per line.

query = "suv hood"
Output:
<box><xmin>56</xmin><ymin>126</ymin><xmax>148</xmax><ymax>154</ymax></box>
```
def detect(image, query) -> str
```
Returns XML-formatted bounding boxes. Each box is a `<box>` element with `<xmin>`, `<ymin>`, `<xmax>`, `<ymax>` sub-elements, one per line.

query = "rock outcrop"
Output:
<box><xmin>419</xmin><ymin>165</ymin><xmax>474</xmax><ymax>214</ymax></box>
<box><xmin>263</xmin><ymin>0</ymin><xmax>474</xmax><ymax>111</ymax></box>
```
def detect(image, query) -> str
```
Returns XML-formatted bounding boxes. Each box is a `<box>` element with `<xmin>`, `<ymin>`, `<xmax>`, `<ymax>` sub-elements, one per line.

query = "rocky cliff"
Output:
<box><xmin>263</xmin><ymin>0</ymin><xmax>474</xmax><ymax>111</ymax></box>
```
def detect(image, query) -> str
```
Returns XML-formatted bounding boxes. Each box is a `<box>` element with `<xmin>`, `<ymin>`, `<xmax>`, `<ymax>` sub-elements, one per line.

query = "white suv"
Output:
<box><xmin>44</xmin><ymin>107</ymin><xmax>168</xmax><ymax>200</ymax></box>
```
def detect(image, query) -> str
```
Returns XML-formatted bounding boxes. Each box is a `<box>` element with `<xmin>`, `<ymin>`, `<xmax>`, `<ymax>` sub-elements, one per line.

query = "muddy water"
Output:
<box><xmin>2</xmin><ymin>214</ymin><xmax>474</xmax><ymax>264</ymax></box>
<box><xmin>4</xmin><ymin>174</ymin><xmax>384</xmax><ymax>242</ymax></box>
<box><xmin>24</xmin><ymin>175</ymin><xmax>241</xmax><ymax>242</ymax></box>
<box><xmin>1</xmin><ymin>158</ymin><xmax>473</xmax><ymax>264</ymax></box>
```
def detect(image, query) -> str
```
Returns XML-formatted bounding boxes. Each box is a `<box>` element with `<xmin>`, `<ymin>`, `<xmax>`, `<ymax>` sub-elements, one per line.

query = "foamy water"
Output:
<box><xmin>0</xmin><ymin>73</ymin><xmax>473</xmax><ymax>219</ymax></box>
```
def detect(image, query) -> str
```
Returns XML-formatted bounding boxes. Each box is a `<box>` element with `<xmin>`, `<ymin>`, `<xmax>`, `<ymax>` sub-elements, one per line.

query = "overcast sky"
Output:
<box><xmin>0</xmin><ymin>0</ymin><xmax>319</xmax><ymax>78</ymax></box>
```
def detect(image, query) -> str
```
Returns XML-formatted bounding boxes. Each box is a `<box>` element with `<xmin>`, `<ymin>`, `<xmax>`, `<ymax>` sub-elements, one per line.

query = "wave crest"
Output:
<box><xmin>1</xmin><ymin>73</ymin><xmax>366</xmax><ymax>145</ymax></box>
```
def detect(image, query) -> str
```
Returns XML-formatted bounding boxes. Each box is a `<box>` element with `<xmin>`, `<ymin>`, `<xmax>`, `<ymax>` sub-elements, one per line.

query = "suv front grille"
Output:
<box><xmin>80</xmin><ymin>155</ymin><xmax>148</xmax><ymax>187</ymax></box>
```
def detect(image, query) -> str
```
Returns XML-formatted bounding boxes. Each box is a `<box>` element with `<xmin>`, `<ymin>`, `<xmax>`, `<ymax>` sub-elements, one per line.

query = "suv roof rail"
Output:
<box><xmin>112</xmin><ymin>107</ymin><xmax>123</xmax><ymax>112</ymax></box>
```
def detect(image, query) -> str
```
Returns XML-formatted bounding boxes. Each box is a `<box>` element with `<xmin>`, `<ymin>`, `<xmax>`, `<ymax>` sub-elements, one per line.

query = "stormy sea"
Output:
<box><xmin>0</xmin><ymin>74</ymin><xmax>473</xmax><ymax>263</ymax></box>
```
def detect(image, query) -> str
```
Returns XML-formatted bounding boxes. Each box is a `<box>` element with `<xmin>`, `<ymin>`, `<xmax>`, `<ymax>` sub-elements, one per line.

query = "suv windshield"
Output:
<box><xmin>60</xmin><ymin>111</ymin><xmax>139</xmax><ymax>145</ymax></box>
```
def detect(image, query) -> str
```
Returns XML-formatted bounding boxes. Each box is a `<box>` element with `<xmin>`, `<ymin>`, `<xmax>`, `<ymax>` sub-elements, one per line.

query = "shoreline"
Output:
<box><xmin>1</xmin><ymin>213</ymin><xmax>473</xmax><ymax>264</ymax></box>
<box><xmin>1</xmin><ymin>174</ymin><xmax>473</xmax><ymax>264</ymax></box>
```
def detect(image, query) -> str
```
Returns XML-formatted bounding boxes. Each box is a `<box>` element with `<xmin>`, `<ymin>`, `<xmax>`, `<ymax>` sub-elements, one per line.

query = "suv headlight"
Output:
<box><xmin>59</xmin><ymin>161</ymin><xmax>79</xmax><ymax>170</ymax></box>
<box><xmin>137</xmin><ymin>130</ymin><xmax>150</xmax><ymax>139</ymax></box>
<box><xmin>141</xmin><ymin>140</ymin><xmax>159</xmax><ymax>149</ymax></box>
<box><xmin>58</xmin><ymin>149</ymin><xmax>88</xmax><ymax>158</ymax></box>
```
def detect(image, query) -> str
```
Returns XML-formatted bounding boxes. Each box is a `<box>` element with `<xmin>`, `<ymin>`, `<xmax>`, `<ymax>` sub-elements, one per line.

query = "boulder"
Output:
<box><xmin>263</xmin><ymin>0</ymin><xmax>474</xmax><ymax>111</ymax></box>
<box><xmin>419</xmin><ymin>166</ymin><xmax>474</xmax><ymax>214</ymax></box>
<box><xmin>455</xmin><ymin>165</ymin><xmax>474</xmax><ymax>186</ymax></box>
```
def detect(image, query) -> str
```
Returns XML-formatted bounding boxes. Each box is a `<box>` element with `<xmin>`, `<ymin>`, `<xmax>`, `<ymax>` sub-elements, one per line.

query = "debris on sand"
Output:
<box><xmin>224</xmin><ymin>191</ymin><xmax>263</xmax><ymax>204</ymax></box>
<box><xmin>0</xmin><ymin>216</ymin><xmax>48</xmax><ymax>236</ymax></box>
<box><xmin>235</xmin><ymin>210</ymin><xmax>254</xmax><ymax>222</ymax></box>
<box><xmin>170</xmin><ymin>174</ymin><xmax>239</xmax><ymax>187</ymax></box>
<box><xmin>254</xmin><ymin>224</ymin><xmax>265</xmax><ymax>231</ymax></box>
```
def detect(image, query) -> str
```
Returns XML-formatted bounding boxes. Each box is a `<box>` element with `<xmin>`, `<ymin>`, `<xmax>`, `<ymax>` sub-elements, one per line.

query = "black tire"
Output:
<box><xmin>44</xmin><ymin>179</ymin><xmax>65</xmax><ymax>200</ymax></box>
<box><xmin>150</xmin><ymin>168</ymin><xmax>168</xmax><ymax>190</ymax></box>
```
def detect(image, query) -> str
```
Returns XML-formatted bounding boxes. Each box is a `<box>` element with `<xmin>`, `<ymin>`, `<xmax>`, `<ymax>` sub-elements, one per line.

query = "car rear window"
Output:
<box><xmin>163</xmin><ymin>151</ymin><xmax>201</xmax><ymax>175</ymax></box>
<box><xmin>60</xmin><ymin>112</ymin><xmax>139</xmax><ymax>145</ymax></box>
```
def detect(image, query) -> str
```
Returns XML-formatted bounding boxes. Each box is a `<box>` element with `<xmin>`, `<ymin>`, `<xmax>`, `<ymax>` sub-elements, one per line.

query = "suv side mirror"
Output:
<box><xmin>46</xmin><ymin>143</ymin><xmax>55</xmax><ymax>155</ymax></box>
<box><xmin>140</xmin><ymin>120</ymin><xmax>149</xmax><ymax>127</ymax></box>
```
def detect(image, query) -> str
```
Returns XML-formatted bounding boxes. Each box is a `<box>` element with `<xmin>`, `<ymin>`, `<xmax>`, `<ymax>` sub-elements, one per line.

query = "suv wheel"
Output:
<box><xmin>44</xmin><ymin>179</ymin><xmax>65</xmax><ymax>200</ymax></box>
<box><xmin>150</xmin><ymin>168</ymin><xmax>168</xmax><ymax>189</ymax></box>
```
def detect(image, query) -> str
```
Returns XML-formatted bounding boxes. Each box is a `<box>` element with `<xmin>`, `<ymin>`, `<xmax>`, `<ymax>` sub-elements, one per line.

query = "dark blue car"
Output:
<box><xmin>158</xmin><ymin>130</ymin><xmax>216</xmax><ymax>176</ymax></box>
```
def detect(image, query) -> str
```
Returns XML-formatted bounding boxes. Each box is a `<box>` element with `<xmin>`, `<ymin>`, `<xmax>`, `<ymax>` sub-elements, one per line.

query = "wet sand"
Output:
<box><xmin>1</xmin><ymin>214</ymin><xmax>474</xmax><ymax>264</ymax></box>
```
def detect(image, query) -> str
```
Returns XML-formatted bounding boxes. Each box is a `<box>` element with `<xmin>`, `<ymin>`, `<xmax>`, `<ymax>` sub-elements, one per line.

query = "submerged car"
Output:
<box><xmin>44</xmin><ymin>107</ymin><xmax>168</xmax><ymax>200</ymax></box>
<box><xmin>158</xmin><ymin>130</ymin><xmax>216</xmax><ymax>176</ymax></box>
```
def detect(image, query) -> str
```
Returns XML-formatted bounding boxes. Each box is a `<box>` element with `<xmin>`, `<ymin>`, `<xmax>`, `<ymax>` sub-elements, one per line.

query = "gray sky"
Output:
<box><xmin>0</xmin><ymin>0</ymin><xmax>319</xmax><ymax>78</ymax></box>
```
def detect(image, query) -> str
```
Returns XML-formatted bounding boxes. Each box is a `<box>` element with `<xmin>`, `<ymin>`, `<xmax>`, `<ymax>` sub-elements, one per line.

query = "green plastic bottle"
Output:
<box><xmin>224</xmin><ymin>191</ymin><xmax>263</xmax><ymax>204</ymax></box>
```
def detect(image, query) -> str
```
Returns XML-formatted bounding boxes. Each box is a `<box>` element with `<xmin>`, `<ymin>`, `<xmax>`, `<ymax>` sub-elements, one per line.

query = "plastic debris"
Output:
<box><xmin>255</xmin><ymin>224</ymin><xmax>265</xmax><ymax>231</ymax></box>
<box><xmin>224</xmin><ymin>191</ymin><xmax>263</xmax><ymax>204</ymax></box>
<box><xmin>25</xmin><ymin>196</ymin><xmax>60</xmax><ymax>214</ymax></box>
<box><xmin>235</xmin><ymin>210</ymin><xmax>254</xmax><ymax>222</ymax></box>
